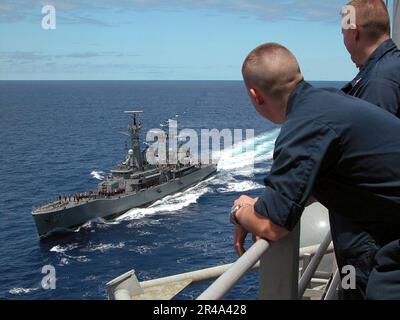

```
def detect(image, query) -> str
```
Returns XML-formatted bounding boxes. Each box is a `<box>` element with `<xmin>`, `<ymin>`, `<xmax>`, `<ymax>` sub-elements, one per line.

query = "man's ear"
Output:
<box><xmin>353</xmin><ymin>25</ymin><xmax>360</xmax><ymax>41</ymax></box>
<box><xmin>249</xmin><ymin>88</ymin><xmax>264</xmax><ymax>105</ymax></box>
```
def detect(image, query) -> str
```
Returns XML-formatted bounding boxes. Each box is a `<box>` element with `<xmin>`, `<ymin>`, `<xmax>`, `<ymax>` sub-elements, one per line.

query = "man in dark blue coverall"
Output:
<box><xmin>338</xmin><ymin>0</ymin><xmax>400</xmax><ymax>298</ymax></box>
<box><xmin>342</xmin><ymin>0</ymin><xmax>400</xmax><ymax>115</ymax></box>
<box><xmin>231</xmin><ymin>43</ymin><xmax>400</xmax><ymax>300</ymax></box>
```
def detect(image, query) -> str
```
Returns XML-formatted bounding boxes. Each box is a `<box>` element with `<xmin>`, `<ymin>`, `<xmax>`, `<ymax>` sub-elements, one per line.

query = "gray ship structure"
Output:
<box><xmin>32</xmin><ymin>111</ymin><xmax>216</xmax><ymax>238</ymax></box>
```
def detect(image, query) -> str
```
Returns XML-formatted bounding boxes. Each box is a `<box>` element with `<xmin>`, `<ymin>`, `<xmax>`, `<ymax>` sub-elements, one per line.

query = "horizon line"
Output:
<box><xmin>0</xmin><ymin>79</ymin><xmax>347</xmax><ymax>82</ymax></box>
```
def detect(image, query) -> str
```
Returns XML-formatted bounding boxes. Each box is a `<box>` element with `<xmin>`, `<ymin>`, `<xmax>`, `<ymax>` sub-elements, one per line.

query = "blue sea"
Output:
<box><xmin>0</xmin><ymin>80</ymin><xmax>344</xmax><ymax>300</ymax></box>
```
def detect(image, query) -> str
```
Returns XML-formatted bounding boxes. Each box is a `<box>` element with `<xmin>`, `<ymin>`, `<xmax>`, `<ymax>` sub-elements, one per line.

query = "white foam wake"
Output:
<box><xmin>83</xmin><ymin>242</ymin><xmax>125</xmax><ymax>253</ymax></box>
<box><xmin>91</xmin><ymin>170</ymin><xmax>105</xmax><ymax>180</ymax></box>
<box><xmin>49</xmin><ymin>243</ymin><xmax>90</xmax><ymax>264</ymax></box>
<box><xmin>210</xmin><ymin>130</ymin><xmax>279</xmax><ymax>193</ymax></box>
<box><xmin>79</xmin><ymin>217</ymin><xmax>120</xmax><ymax>230</ymax></box>
<box><xmin>217</xmin><ymin>180</ymin><xmax>264</xmax><ymax>193</ymax></box>
<box><xmin>116</xmin><ymin>181</ymin><xmax>213</xmax><ymax>221</ymax></box>
<box><xmin>50</xmin><ymin>243</ymin><xmax>79</xmax><ymax>253</ymax></box>
<box><xmin>9</xmin><ymin>287</ymin><xmax>39</xmax><ymax>295</ymax></box>
<box><xmin>217</xmin><ymin>129</ymin><xmax>279</xmax><ymax>173</ymax></box>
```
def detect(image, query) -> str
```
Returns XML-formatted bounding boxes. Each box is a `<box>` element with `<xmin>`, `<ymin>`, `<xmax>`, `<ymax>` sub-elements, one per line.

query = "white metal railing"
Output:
<box><xmin>323</xmin><ymin>269</ymin><xmax>340</xmax><ymax>300</ymax></box>
<box><xmin>298</xmin><ymin>232</ymin><xmax>332</xmax><ymax>298</ymax></box>
<box><xmin>136</xmin><ymin>242</ymin><xmax>333</xmax><ymax>292</ymax></box>
<box><xmin>106</xmin><ymin>237</ymin><xmax>334</xmax><ymax>300</ymax></box>
<box><xmin>196</xmin><ymin>225</ymin><xmax>334</xmax><ymax>300</ymax></box>
<box><xmin>197</xmin><ymin>239</ymin><xmax>270</xmax><ymax>300</ymax></box>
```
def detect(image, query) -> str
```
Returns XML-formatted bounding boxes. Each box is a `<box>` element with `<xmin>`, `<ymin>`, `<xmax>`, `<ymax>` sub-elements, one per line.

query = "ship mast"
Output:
<box><xmin>125</xmin><ymin>111</ymin><xmax>143</xmax><ymax>170</ymax></box>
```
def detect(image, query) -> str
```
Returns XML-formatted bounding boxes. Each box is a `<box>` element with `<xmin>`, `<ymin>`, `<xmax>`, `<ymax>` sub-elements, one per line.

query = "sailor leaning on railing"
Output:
<box><xmin>230</xmin><ymin>41</ymin><xmax>400</xmax><ymax>300</ymax></box>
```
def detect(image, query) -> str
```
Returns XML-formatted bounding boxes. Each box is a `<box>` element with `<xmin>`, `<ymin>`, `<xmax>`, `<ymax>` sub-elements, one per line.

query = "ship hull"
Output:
<box><xmin>33</xmin><ymin>165</ymin><xmax>216</xmax><ymax>238</ymax></box>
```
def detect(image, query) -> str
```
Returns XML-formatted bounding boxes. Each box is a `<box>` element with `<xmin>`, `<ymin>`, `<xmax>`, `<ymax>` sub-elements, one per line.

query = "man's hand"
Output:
<box><xmin>252</xmin><ymin>234</ymin><xmax>262</xmax><ymax>243</ymax></box>
<box><xmin>232</xmin><ymin>195</ymin><xmax>258</xmax><ymax>236</ymax></box>
<box><xmin>231</xmin><ymin>194</ymin><xmax>289</xmax><ymax>256</ymax></box>
<box><xmin>233</xmin><ymin>225</ymin><xmax>248</xmax><ymax>256</ymax></box>
<box><xmin>234</xmin><ymin>195</ymin><xmax>258</xmax><ymax>207</ymax></box>
<box><xmin>232</xmin><ymin>195</ymin><xmax>260</xmax><ymax>256</ymax></box>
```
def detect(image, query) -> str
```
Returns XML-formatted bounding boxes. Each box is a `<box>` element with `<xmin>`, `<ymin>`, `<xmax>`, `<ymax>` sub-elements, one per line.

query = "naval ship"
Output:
<box><xmin>32</xmin><ymin>111</ymin><xmax>217</xmax><ymax>238</ymax></box>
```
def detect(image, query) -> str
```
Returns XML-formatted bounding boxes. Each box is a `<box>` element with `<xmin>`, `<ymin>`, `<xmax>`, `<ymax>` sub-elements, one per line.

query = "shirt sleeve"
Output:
<box><xmin>357</xmin><ymin>78</ymin><xmax>400</xmax><ymax>116</ymax></box>
<box><xmin>254</xmin><ymin>120</ymin><xmax>339</xmax><ymax>231</ymax></box>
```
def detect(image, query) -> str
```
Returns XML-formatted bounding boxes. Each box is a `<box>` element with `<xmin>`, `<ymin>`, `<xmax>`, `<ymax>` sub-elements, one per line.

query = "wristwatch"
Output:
<box><xmin>230</xmin><ymin>204</ymin><xmax>248</xmax><ymax>226</ymax></box>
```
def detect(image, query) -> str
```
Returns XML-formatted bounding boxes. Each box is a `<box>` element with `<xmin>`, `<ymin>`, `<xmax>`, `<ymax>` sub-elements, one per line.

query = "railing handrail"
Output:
<box><xmin>134</xmin><ymin>242</ymin><xmax>334</xmax><ymax>290</ymax></box>
<box><xmin>197</xmin><ymin>239</ymin><xmax>270</xmax><ymax>300</ymax></box>
<box><xmin>196</xmin><ymin>230</ymin><xmax>333</xmax><ymax>301</ymax></box>
<box><xmin>106</xmin><ymin>237</ymin><xmax>334</xmax><ymax>300</ymax></box>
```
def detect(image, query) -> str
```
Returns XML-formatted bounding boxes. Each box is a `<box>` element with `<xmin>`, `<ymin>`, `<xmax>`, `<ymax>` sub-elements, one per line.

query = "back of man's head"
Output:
<box><xmin>242</xmin><ymin>43</ymin><xmax>303</xmax><ymax>98</ymax></box>
<box><xmin>347</xmin><ymin>0</ymin><xmax>391</xmax><ymax>42</ymax></box>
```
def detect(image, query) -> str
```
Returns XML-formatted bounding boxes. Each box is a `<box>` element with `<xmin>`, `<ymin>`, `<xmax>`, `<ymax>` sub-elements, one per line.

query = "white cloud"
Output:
<box><xmin>0</xmin><ymin>0</ymin><xmax>347</xmax><ymax>25</ymax></box>
<box><xmin>0</xmin><ymin>51</ymin><xmax>138</xmax><ymax>62</ymax></box>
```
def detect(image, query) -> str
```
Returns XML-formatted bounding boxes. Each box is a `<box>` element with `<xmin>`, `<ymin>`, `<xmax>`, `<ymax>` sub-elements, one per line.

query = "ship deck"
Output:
<box><xmin>32</xmin><ymin>193</ymin><xmax>129</xmax><ymax>214</ymax></box>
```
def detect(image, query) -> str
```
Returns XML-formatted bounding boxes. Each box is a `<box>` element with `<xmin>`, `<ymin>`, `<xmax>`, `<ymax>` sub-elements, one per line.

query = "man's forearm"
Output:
<box><xmin>236</xmin><ymin>205</ymin><xmax>289</xmax><ymax>241</ymax></box>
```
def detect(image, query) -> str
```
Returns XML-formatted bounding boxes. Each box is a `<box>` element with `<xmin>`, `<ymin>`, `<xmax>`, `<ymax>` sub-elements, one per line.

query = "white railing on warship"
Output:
<box><xmin>32</xmin><ymin>189</ymin><xmax>126</xmax><ymax>212</ymax></box>
<box><xmin>197</xmin><ymin>229</ymin><xmax>333</xmax><ymax>300</ymax></box>
<box><xmin>106</xmin><ymin>204</ymin><xmax>338</xmax><ymax>300</ymax></box>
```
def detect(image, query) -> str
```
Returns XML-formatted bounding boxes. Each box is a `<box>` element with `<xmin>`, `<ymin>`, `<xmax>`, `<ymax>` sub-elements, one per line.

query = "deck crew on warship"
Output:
<box><xmin>231</xmin><ymin>43</ymin><xmax>400</xmax><ymax>300</ymax></box>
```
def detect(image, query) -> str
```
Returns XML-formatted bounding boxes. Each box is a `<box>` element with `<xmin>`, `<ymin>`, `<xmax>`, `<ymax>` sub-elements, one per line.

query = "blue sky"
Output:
<box><xmin>0</xmin><ymin>0</ymin><xmax>360</xmax><ymax>80</ymax></box>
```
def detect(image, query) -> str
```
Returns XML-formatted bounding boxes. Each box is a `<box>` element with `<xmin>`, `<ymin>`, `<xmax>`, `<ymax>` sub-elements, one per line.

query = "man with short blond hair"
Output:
<box><xmin>234</xmin><ymin>42</ymin><xmax>400</xmax><ymax>300</ymax></box>
<box><xmin>342</xmin><ymin>0</ymin><xmax>400</xmax><ymax>115</ymax></box>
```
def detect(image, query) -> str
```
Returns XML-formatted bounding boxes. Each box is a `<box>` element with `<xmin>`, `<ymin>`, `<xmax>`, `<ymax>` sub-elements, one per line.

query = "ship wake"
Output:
<box><xmin>91</xmin><ymin>170</ymin><xmax>105</xmax><ymax>180</ymax></box>
<box><xmin>116</xmin><ymin>181</ymin><xmax>214</xmax><ymax>221</ymax></box>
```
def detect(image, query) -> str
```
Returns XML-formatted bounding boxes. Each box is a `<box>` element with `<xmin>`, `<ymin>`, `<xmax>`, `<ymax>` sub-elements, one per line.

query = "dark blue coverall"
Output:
<box><xmin>342</xmin><ymin>39</ymin><xmax>400</xmax><ymax>115</ymax></box>
<box><xmin>254</xmin><ymin>80</ymin><xmax>400</xmax><ymax>300</ymax></box>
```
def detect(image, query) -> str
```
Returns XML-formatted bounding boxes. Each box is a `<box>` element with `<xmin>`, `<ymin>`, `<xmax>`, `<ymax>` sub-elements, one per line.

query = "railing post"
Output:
<box><xmin>302</xmin><ymin>253</ymin><xmax>312</xmax><ymax>289</ymax></box>
<box><xmin>323</xmin><ymin>269</ymin><xmax>340</xmax><ymax>300</ymax></box>
<box><xmin>298</xmin><ymin>231</ymin><xmax>332</xmax><ymax>299</ymax></box>
<box><xmin>259</xmin><ymin>222</ymin><xmax>300</xmax><ymax>300</ymax></box>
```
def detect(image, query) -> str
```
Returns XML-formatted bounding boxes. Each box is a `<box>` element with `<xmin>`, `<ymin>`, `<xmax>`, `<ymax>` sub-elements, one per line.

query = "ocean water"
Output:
<box><xmin>0</xmin><ymin>80</ymin><xmax>344</xmax><ymax>300</ymax></box>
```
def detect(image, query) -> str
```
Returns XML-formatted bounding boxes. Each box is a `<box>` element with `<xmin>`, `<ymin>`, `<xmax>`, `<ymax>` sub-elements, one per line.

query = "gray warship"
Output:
<box><xmin>32</xmin><ymin>111</ymin><xmax>217</xmax><ymax>238</ymax></box>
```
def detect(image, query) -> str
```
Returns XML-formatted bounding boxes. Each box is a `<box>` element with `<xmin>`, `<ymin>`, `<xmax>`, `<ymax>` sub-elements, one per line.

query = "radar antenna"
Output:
<box><xmin>124</xmin><ymin>111</ymin><xmax>144</xmax><ymax>170</ymax></box>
